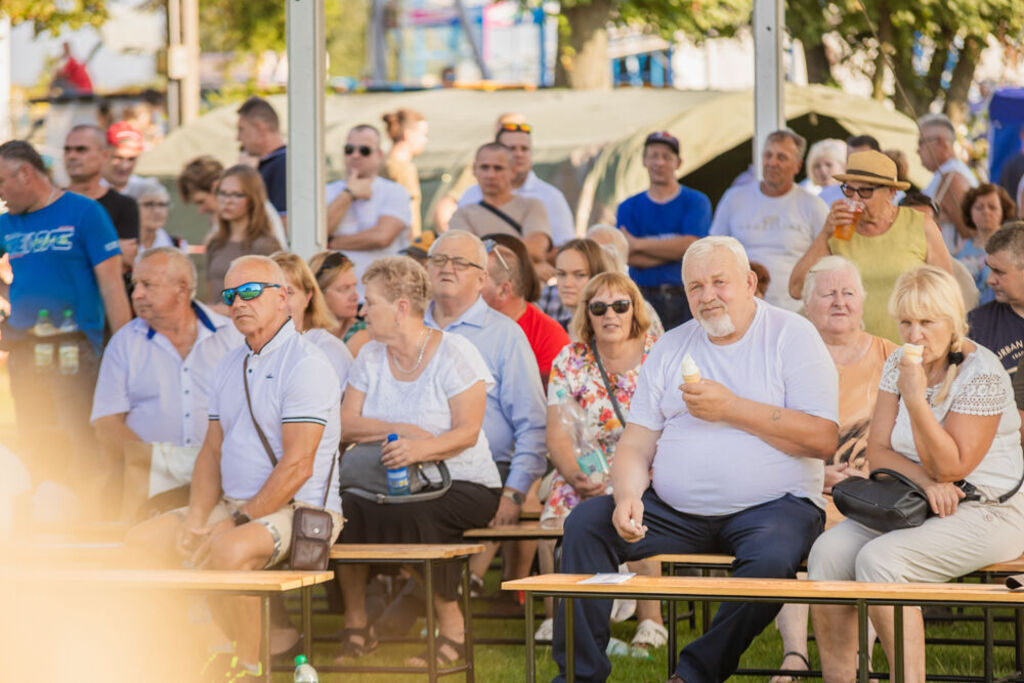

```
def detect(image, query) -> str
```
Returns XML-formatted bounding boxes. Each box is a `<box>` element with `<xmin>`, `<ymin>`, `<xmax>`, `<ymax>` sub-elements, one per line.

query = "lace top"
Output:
<box><xmin>880</xmin><ymin>342</ymin><xmax>1023</xmax><ymax>491</ymax></box>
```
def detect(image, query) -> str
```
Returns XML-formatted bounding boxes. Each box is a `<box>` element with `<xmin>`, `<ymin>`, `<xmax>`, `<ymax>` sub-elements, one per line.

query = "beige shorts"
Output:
<box><xmin>176</xmin><ymin>497</ymin><xmax>344</xmax><ymax>568</ymax></box>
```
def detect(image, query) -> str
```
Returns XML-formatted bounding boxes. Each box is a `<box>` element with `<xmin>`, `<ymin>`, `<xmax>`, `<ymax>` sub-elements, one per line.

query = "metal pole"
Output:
<box><xmin>0</xmin><ymin>17</ymin><xmax>11</xmax><ymax>142</ymax></box>
<box><xmin>180</xmin><ymin>0</ymin><xmax>201</xmax><ymax>125</ymax></box>
<box><xmin>286</xmin><ymin>0</ymin><xmax>327</xmax><ymax>257</ymax></box>
<box><xmin>166</xmin><ymin>0</ymin><xmax>182</xmax><ymax>130</ymax></box>
<box><xmin>454</xmin><ymin>0</ymin><xmax>491</xmax><ymax>80</ymax></box>
<box><xmin>752</xmin><ymin>0</ymin><xmax>784</xmax><ymax>180</ymax></box>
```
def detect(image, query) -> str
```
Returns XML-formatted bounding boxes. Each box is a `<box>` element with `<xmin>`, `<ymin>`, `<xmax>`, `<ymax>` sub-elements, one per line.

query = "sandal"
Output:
<box><xmin>333</xmin><ymin>627</ymin><xmax>378</xmax><ymax>663</ymax></box>
<box><xmin>769</xmin><ymin>651</ymin><xmax>811</xmax><ymax>683</ymax></box>
<box><xmin>406</xmin><ymin>634</ymin><xmax>466</xmax><ymax>668</ymax></box>
<box><xmin>631</xmin><ymin>618</ymin><xmax>669</xmax><ymax>649</ymax></box>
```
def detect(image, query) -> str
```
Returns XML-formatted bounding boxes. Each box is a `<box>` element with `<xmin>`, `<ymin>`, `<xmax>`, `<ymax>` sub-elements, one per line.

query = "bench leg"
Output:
<box><xmin>525</xmin><ymin>589</ymin><xmax>536</xmax><ymax>683</ymax></box>
<box><xmin>667</xmin><ymin>598</ymin><xmax>677</xmax><ymax>680</ymax></box>
<box><xmin>565</xmin><ymin>596</ymin><xmax>575</xmax><ymax>683</ymax></box>
<box><xmin>1015</xmin><ymin>608</ymin><xmax>1023</xmax><ymax>675</ymax></box>
<box><xmin>261</xmin><ymin>593</ymin><xmax>272</xmax><ymax>683</ymax></box>
<box><xmin>301</xmin><ymin>586</ymin><xmax>312</xmax><ymax>662</ymax></box>
<box><xmin>985</xmin><ymin>607</ymin><xmax>994</xmax><ymax>683</ymax></box>
<box><xmin>463</xmin><ymin>557</ymin><xmax>475</xmax><ymax>683</ymax></box>
<box><xmin>425</xmin><ymin>559</ymin><xmax>438</xmax><ymax>683</ymax></box>
<box><xmin>893</xmin><ymin>605</ymin><xmax>904</xmax><ymax>683</ymax></box>
<box><xmin>857</xmin><ymin>600</ymin><xmax>869</xmax><ymax>683</ymax></box>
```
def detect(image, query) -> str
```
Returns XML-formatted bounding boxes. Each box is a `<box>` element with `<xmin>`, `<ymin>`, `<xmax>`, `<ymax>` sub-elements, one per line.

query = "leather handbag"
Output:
<box><xmin>338</xmin><ymin>442</ymin><xmax>452</xmax><ymax>504</ymax></box>
<box><xmin>832</xmin><ymin>469</ymin><xmax>932</xmax><ymax>532</ymax></box>
<box><xmin>243</xmin><ymin>356</ymin><xmax>336</xmax><ymax>571</ymax></box>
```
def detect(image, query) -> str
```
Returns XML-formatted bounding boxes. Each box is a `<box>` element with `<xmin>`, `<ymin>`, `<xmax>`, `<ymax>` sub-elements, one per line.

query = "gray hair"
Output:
<box><xmin>681</xmin><ymin>236</ymin><xmax>750</xmax><ymax>279</ymax></box>
<box><xmin>918</xmin><ymin>113</ymin><xmax>956</xmax><ymax>141</ymax></box>
<box><xmin>430</xmin><ymin>229</ymin><xmax>488</xmax><ymax>267</ymax></box>
<box><xmin>801</xmin><ymin>255</ymin><xmax>865</xmax><ymax>306</ymax></box>
<box><xmin>227</xmin><ymin>254</ymin><xmax>286</xmax><ymax>286</ymax></box>
<box><xmin>766</xmin><ymin>128</ymin><xmax>807</xmax><ymax>160</ymax></box>
<box><xmin>986</xmin><ymin>220</ymin><xmax>1024</xmax><ymax>269</ymax></box>
<box><xmin>137</xmin><ymin>246</ymin><xmax>198</xmax><ymax>298</ymax></box>
<box><xmin>806</xmin><ymin>139</ymin><xmax>846</xmax><ymax>170</ymax></box>
<box><xmin>124</xmin><ymin>177</ymin><xmax>169</xmax><ymax>203</ymax></box>
<box><xmin>586</xmin><ymin>223</ymin><xmax>628</xmax><ymax>273</ymax></box>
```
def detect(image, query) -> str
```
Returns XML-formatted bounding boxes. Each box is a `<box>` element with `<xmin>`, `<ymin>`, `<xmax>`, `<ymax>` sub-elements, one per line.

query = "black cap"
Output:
<box><xmin>644</xmin><ymin>131</ymin><xmax>680</xmax><ymax>155</ymax></box>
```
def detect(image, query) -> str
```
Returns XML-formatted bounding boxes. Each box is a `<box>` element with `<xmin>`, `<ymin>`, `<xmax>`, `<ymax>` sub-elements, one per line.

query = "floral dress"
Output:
<box><xmin>541</xmin><ymin>331</ymin><xmax>658</xmax><ymax>522</ymax></box>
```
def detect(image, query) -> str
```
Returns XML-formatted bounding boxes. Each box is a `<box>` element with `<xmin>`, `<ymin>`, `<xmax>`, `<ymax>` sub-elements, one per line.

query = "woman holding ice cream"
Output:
<box><xmin>809</xmin><ymin>265</ymin><xmax>1024</xmax><ymax>682</ymax></box>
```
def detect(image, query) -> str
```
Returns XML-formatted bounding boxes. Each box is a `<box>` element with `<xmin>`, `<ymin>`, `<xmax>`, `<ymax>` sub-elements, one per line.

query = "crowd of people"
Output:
<box><xmin>2</xmin><ymin>97</ymin><xmax>1024</xmax><ymax>682</ymax></box>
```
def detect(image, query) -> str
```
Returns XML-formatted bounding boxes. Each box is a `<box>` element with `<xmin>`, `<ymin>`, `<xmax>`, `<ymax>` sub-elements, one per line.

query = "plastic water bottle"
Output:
<box><xmin>293</xmin><ymin>654</ymin><xmax>319</xmax><ymax>682</ymax></box>
<box><xmin>385</xmin><ymin>433</ymin><xmax>410</xmax><ymax>495</ymax></box>
<box><xmin>32</xmin><ymin>309</ymin><xmax>57</xmax><ymax>372</ymax></box>
<box><xmin>58</xmin><ymin>309</ymin><xmax>79</xmax><ymax>375</ymax></box>
<box><xmin>553</xmin><ymin>388</ymin><xmax>610</xmax><ymax>485</ymax></box>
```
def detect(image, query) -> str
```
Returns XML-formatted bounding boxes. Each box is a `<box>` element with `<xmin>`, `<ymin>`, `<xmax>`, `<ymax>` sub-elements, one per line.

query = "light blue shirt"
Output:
<box><xmin>425</xmin><ymin>296</ymin><xmax>547</xmax><ymax>494</ymax></box>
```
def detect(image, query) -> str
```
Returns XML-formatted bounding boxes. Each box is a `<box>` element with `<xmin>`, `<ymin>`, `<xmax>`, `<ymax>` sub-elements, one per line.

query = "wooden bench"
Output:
<box><xmin>502</xmin><ymin>573</ymin><xmax>1024</xmax><ymax>683</ymax></box>
<box><xmin>463</xmin><ymin>522</ymin><xmax>563</xmax><ymax>542</ymax></box>
<box><xmin>323</xmin><ymin>543</ymin><xmax>484</xmax><ymax>682</ymax></box>
<box><xmin>5</xmin><ymin>567</ymin><xmax>333</xmax><ymax>683</ymax></box>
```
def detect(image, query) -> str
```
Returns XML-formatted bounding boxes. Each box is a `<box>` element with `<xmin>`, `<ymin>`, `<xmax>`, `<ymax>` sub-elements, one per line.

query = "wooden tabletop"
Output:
<box><xmin>2</xmin><ymin>568</ymin><xmax>334</xmax><ymax>592</ymax></box>
<box><xmin>464</xmin><ymin>524</ymin><xmax>563</xmax><ymax>539</ymax></box>
<box><xmin>501</xmin><ymin>574</ymin><xmax>1024</xmax><ymax>605</ymax></box>
<box><xmin>329</xmin><ymin>543</ymin><xmax>485</xmax><ymax>560</ymax></box>
<box><xmin>647</xmin><ymin>552</ymin><xmax>1024</xmax><ymax>575</ymax></box>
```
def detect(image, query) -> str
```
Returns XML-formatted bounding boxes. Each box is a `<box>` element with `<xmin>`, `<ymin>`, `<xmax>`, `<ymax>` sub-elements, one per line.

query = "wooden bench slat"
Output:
<box><xmin>330</xmin><ymin>543</ymin><xmax>485</xmax><ymax>560</ymax></box>
<box><xmin>464</xmin><ymin>524</ymin><xmax>563</xmax><ymax>539</ymax></box>
<box><xmin>502</xmin><ymin>574</ymin><xmax>1024</xmax><ymax>603</ymax></box>
<box><xmin>648</xmin><ymin>553</ymin><xmax>1024</xmax><ymax>574</ymax></box>
<box><xmin>2</xmin><ymin>568</ymin><xmax>334</xmax><ymax>592</ymax></box>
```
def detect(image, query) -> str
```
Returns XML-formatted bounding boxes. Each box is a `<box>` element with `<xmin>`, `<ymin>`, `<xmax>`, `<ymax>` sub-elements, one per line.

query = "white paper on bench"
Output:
<box><xmin>579</xmin><ymin>573</ymin><xmax>636</xmax><ymax>585</ymax></box>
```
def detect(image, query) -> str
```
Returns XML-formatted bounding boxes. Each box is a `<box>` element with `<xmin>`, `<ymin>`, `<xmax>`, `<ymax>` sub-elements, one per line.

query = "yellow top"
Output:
<box><xmin>829</xmin><ymin>207</ymin><xmax>927</xmax><ymax>343</ymax></box>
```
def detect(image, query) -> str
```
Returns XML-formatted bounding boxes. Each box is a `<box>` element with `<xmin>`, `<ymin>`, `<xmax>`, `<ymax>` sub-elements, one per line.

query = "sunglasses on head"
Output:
<box><xmin>840</xmin><ymin>183</ymin><xmax>881</xmax><ymax>199</ymax></box>
<box><xmin>344</xmin><ymin>144</ymin><xmax>373</xmax><ymax>157</ymax></box>
<box><xmin>499</xmin><ymin>122</ymin><xmax>532</xmax><ymax>134</ymax></box>
<box><xmin>315</xmin><ymin>251</ymin><xmax>352</xmax><ymax>281</ymax></box>
<box><xmin>220</xmin><ymin>282</ymin><xmax>282</xmax><ymax>306</ymax></box>
<box><xmin>588</xmin><ymin>299</ymin><xmax>632</xmax><ymax>316</ymax></box>
<box><xmin>482</xmin><ymin>238</ymin><xmax>512</xmax><ymax>275</ymax></box>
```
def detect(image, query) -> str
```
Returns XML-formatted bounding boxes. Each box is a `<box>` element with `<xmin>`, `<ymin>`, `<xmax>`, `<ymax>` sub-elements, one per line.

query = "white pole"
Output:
<box><xmin>752</xmin><ymin>0</ymin><xmax>784</xmax><ymax>180</ymax></box>
<box><xmin>286</xmin><ymin>0</ymin><xmax>326</xmax><ymax>257</ymax></box>
<box><xmin>0</xmin><ymin>17</ymin><xmax>11</xmax><ymax>141</ymax></box>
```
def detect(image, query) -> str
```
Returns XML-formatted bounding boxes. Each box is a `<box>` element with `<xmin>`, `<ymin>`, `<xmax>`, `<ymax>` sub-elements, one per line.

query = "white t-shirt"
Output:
<box><xmin>459</xmin><ymin>170</ymin><xmax>577</xmax><ymax>246</ymax></box>
<box><xmin>347</xmin><ymin>332</ymin><xmax>502</xmax><ymax>489</ymax></box>
<box><xmin>325</xmin><ymin>176</ymin><xmax>412</xmax><ymax>297</ymax></box>
<box><xmin>710</xmin><ymin>184</ymin><xmax>828</xmax><ymax>311</ymax></box>
<box><xmin>209</xmin><ymin>321</ymin><xmax>342</xmax><ymax>510</ymax></box>
<box><xmin>304</xmin><ymin>327</ymin><xmax>353</xmax><ymax>392</ymax></box>
<box><xmin>880</xmin><ymin>343</ymin><xmax>1023</xmax><ymax>492</ymax></box>
<box><xmin>628</xmin><ymin>299</ymin><xmax>837</xmax><ymax>515</ymax></box>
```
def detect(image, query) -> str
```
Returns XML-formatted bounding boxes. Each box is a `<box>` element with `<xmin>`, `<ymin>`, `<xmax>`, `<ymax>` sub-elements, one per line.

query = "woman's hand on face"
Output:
<box><xmin>568</xmin><ymin>470</ymin><xmax>607</xmax><ymax>499</ymax></box>
<box><xmin>897</xmin><ymin>354</ymin><xmax>929</xmax><ymax>403</ymax></box>
<box><xmin>923</xmin><ymin>481</ymin><xmax>965</xmax><ymax>517</ymax></box>
<box><xmin>381</xmin><ymin>436</ymin><xmax>428</xmax><ymax>469</ymax></box>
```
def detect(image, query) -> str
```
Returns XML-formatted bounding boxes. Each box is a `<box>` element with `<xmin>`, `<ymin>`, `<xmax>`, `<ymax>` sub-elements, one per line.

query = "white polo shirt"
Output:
<box><xmin>304</xmin><ymin>327</ymin><xmax>353</xmax><ymax>391</ymax></box>
<box><xmin>209</xmin><ymin>320</ymin><xmax>342</xmax><ymax>511</ymax></box>
<box><xmin>91</xmin><ymin>302</ymin><xmax>243</xmax><ymax>448</ymax></box>
<box><xmin>459</xmin><ymin>170</ymin><xmax>576</xmax><ymax>246</ymax></box>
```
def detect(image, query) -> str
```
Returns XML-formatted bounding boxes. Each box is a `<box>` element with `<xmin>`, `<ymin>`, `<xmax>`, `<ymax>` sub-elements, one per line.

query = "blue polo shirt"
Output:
<box><xmin>0</xmin><ymin>192</ymin><xmax>121</xmax><ymax>351</ymax></box>
<box><xmin>617</xmin><ymin>186</ymin><xmax>712</xmax><ymax>287</ymax></box>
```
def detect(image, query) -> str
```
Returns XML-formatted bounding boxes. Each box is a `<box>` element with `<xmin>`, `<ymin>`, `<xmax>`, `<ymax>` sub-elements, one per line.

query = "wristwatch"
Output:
<box><xmin>502</xmin><ymin>489</ymin><xmax>525</xmax><ymax>505</ymax></box>
<box><xmin>231</xmin><ymin>509</ymin><xmax>251</xmax><ymax>526</ymax></box>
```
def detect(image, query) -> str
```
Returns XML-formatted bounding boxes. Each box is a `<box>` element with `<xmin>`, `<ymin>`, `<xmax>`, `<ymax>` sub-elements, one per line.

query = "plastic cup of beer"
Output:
<box><xmin>833</xmin><ymin>199</ymin><xmax>864</xmax><ymax>241</ymax></box>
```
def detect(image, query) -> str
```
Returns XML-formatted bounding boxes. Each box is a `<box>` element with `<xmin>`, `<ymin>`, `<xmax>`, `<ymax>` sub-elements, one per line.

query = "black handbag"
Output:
<box><xmin>338</xmin><ymin>442</ymin><xmax>452</xmax><ymax>504</ymax></box>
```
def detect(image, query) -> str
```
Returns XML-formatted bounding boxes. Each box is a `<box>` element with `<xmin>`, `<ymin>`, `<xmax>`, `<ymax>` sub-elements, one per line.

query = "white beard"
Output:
<box><xmin>697</xmin><ymin>312</ymin><xmax>736</xmax><ymax>338</ymax></box>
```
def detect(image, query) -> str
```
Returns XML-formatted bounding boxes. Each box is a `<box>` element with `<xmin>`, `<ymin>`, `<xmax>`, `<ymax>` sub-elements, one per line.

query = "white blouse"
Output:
<box><xmin>880</xmin><ymin>342</ymin><xmax>1024</xmax><ymax>493</ymax></box>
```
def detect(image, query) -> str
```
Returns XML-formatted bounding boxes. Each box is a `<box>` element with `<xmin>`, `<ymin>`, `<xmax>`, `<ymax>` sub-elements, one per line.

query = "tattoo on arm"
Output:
<box><xmin>770</xmin><ymin>408</ymin><xmax>782</xmax><ymax>422</ymax></box>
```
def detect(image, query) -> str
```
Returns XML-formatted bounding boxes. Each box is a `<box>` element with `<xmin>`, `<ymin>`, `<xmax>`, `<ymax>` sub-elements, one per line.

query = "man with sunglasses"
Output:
<box><xmin>918</xmin><ymin>113</ymin><xmax>978</xmax><ymax>250</ymax></box>
<box><xmin>236</xmin><ymin>96</ymin><xmax>288</xmax><ymax>225</ymax></box>
<box><xmin>710</xmin><ymin>129</ymin><xmax>828</xmax><ymax>312</ymax></box>
<box><xmin>0</xmin><ymin>140</ymin><xmax>132</xmax><ymax>494</ymax></box>
<box><xmin>457</xmin><ymin>122</ymin><xmax>576</xmax><ymax>247</ymax></box>
<box><xmin>125</xmin><ymin>255</ymin><xmax>342</xmax><ymax>679</ymax></box>
<box><xmin>325</xmin><ymin>124</ymin><xmax>412</xmax><ymax>297</ymax></box>
<box><xmin>616</xmin><ymin>131</ymin><xmax>712</xmax><ymax>331</ymax></box>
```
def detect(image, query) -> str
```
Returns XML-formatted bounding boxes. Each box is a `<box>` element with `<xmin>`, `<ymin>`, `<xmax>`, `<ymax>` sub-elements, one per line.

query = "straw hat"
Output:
<box><xmin>832</xmin><ymin>150</ymin><xmax>910</xmax><ymax>190</ymax></box>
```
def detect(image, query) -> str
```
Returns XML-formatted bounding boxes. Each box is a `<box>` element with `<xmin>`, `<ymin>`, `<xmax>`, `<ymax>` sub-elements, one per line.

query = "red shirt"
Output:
<box><xmin>58</xmin><ymin>58</ymin><xmax>93</xmax><ymax>93</ymax></box>
<box><xmin>517</xmin><ymin>303</ymin><xmax>571</xmax><ymax>387</ymax></box>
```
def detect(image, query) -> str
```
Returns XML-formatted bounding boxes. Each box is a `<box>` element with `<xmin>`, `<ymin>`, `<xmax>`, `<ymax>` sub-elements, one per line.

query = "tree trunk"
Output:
<box><xmin>871</xmin><ymin>3</ymin><xmax>892</xmax><ymax>100</ymax></box>
<box><xmin>554</xmin><ymin>0</ymin><xmax>613</xmax><ymax>90</ymax></box>
<box><xmin>803</xmin><ymin>41</ymin><xmax>831</xmax><ymax>84</ymax></box>
<box><xmin>945</xmin><ymin>34</ymin><xmax>982</xmax><ymax>127</ymax></box>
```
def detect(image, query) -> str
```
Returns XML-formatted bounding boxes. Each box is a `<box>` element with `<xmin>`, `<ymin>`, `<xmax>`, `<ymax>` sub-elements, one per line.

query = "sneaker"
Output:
<box><xmin>534</xmin><ymin>617</ymin><xmax>554</xmax><ymax>642</ymax></box>
<box><xmin>223</xmin><ymin>657</ymin><xmax>262</xmax><ymax>681</ymax></box>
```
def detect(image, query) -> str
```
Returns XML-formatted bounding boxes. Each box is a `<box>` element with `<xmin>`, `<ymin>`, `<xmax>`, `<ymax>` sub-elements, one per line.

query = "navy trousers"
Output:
<box><xmin>552</xmin><ymin>488</ymin><xmax>824</xmax><ymax>683</ymax></box>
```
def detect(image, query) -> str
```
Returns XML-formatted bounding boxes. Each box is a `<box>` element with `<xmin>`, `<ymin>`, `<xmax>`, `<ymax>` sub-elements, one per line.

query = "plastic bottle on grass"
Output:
<box><xmin>385</xmin><ymin>433</ymin><xmax>410</xmax><ymax>495</ymax></box>
<box><xmin>293</xmin><ymin>654</ymin><xmax>318</xmax><ymax>682</ymax></box>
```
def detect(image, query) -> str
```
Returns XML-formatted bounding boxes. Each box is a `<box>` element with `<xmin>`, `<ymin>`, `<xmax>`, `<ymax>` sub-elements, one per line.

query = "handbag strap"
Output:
<box><xmin>590</xmin><ymin>338</ymin><xmax>627</xmax><ymax>427</ymax></box>
<box><xmin>243</xmin><ymin>355</ymin><xmax>277</xmax><ymax>467</ymax></box>
<box><xmin>478</xmin><ymin>200</ymin><xmax>524</xmax><ymax>235</ymax></box>
<box><xmin>873</xmin><ymin>466</ymin><xmax>1024</xmax><ymax>505</ymax></box>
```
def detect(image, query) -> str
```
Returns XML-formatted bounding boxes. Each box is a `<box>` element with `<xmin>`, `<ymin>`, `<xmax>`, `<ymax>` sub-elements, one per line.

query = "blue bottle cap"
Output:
<box><xmin>387</xmin><ymin>433</ymin><xmax>399</xmax><ymax>442</ymax></box>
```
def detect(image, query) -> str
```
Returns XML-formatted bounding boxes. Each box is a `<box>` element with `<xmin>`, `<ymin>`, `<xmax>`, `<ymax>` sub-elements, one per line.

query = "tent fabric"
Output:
<box><xmin>136</xmin><ymin>85</ymin><xmax>925</xmax><ymax>235</ymax></box>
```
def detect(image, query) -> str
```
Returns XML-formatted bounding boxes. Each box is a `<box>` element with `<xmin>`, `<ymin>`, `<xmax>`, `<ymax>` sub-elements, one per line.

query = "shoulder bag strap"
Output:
<box><xmin>590</xmin><ymin>338</ymin><xmax>627</xmax><ymax>427</ymax></box>
<box><xmin>243</xmin><ymin>354</ymin><xmax>278</xmax><ymax>468</ymax></box>
<box><xmin>478</xmin><ymin>200</ymin><xmax>524</xmax><ymax>235</ymax></box>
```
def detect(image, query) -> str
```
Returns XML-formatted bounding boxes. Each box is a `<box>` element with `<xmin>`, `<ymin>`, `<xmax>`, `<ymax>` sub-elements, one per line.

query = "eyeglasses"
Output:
<box><xmin>499</xmin><ymin>123</ymin><xmax>531</xmax><ymax>134</ymax></box>
<box><xmin>63</xmin><ymin>145</ymin><xmax>91</xmax><ymax>154</ymax></box>
<box><xmin>588</xmin><ymin>299</ymin><xmax>632</xmax><ymax>316</ymax></box>
<box><xmin>482</xmin><ymin>239</ymin><xmax>512</xmax><ymax>276</ymax></box>
<box><xmin>216</xmin><ymin>190</ymin><xmax>247</xmax><ymax>200</ymax></box>
<box><xmin>840</xmin><ymin>184</ymin><xmax>881</xmax><ymax>199</ymax></box>
<box><xmin>220</xmin><ymin>282</ymin><xmax>282</xmax><ymax>306</ymax></box>
<box><xmin>344</xmin><ymin>144</ymin><xmax>373</xmax><ymax>157</ymax></box>
<box><xmin>426</xmin><ymin>254</ymin><xmax>484</xmax><ymax>271</ymax></box>
<box><xmin>314</xmin><ymin>251</ymin><xmax>352</xmax><ymax>281</ymax></box>
<box><xmin>140</xmin><ymin>201</ymin><xmax>170</xmax><ymax>209</ymax></box>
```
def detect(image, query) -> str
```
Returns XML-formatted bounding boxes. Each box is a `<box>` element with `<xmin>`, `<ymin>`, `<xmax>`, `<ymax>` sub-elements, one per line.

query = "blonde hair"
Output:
<box><xmin>308</xmin><ymin>250</ymin><xmax>355</xmax><ymax>291</ymax></box>
<box><xmin>271</xmin><ymin>251</ymin><xmax>338</xmax><ymax>331</ymax></box>
<box><xmin>888</xmin><ymin>265</ymin><xmax>968</xmax><ymax>405</ymax></box>
<box><xmin>362</xmin><ymin>256</ymin><xmax>431</xmax><ymax>315</ymax></box>
<box><xmin>570</xmin><ymin>272</ymin><xmax>651</xmax><ymax>345</ymax></box>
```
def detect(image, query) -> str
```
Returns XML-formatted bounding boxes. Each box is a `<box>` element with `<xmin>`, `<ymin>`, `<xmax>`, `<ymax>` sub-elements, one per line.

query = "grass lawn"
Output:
<box><xmin>279</xmin><ymin>575</ymin><xmax>1021</xmax><ymax>682</ymax></box>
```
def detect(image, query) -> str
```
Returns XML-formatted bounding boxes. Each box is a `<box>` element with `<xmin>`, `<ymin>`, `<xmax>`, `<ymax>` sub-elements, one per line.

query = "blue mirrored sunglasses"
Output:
<box><xmin>221</xmin><ymin>282</ymin><xmax>282</xmax><ymax>306</ymax></box>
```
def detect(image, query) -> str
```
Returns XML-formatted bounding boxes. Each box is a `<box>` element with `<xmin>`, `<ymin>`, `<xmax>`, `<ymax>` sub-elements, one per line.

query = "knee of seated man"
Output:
<box><xmin>563</xmin><ymin>495</ymin><xmax>615</xmax><ymax>540</ymax></box>
<box><xmin>208</xmin><ymin>531</ymin><xmax>271</xmax><ymax>571</ymax></box>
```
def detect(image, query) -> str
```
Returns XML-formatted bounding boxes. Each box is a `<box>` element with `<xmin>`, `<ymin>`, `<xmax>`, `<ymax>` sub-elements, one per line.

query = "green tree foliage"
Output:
<box><xmin>2</xmin><ymin>0</ymin><xmax>109</xmax><ymax>33</ymax></box>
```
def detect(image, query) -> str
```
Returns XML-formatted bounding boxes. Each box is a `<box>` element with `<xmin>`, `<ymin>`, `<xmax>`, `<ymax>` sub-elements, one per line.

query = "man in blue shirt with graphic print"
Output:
<box><xmin>0</xmin><ymin>140</ymin><xmax>131</xmax><ymax>494</ymax></box>
<box><xmin>616</xmin><ymin>131</ymin><xmax>712</xmax><ymax>330</ymax></box>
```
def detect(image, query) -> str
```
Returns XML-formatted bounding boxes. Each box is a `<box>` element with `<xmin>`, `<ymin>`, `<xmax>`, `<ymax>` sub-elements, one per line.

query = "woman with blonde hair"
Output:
<box><xmin>204</xmin><ymin>165</ymin><xmax>282</xmax><ymax>310</ymax></box>
<box><xmin>382</xmin><ymin>108</ymin><xmax>427</xmax><ymax>237</ymax></box>
<box><xmin>808</xmin><ymin>264</ymin><xmax>1024</xmax><ymax>682</ymax></box>
<box><xmin>308</xmin><ymin>251</ymin><xmax>371</xmax><ymax>356</ymax></box>
<box><xmin>271</xmin><ymin>251</ymin><xmax>353</xmax><ymax>389</ymax></box>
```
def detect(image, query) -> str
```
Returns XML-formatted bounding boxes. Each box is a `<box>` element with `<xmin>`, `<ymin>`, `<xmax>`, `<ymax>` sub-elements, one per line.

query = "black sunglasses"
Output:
<box><xmin>315</xmin><ymin>251</ymin><xmax>352</xmax><ymax>281</ymax></box>
<box><xmin>344</xmin><ymin>144</ymin><xmax>373</xmax><ymax>157</ymax></box>
<box><xmin>588</xmin><ymin>299</ymin><xmax>632</xmax><ymax>316</ymax></box>
<box><xmin>220</xmin><ymin>282</ymin><xmax>282</xmax><ymax>306</ymax></box>
<box><xmin>840</xmin><ymin>183</ymin><xmax>881</xmax><ymax>199</ymax></box>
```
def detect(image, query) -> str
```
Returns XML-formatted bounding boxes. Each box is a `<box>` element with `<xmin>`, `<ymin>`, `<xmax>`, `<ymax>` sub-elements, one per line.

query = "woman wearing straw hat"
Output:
<box><xmin>789</xmin><ymin>150</ymin><xmax>952</xmax><ymax>343</ymax></box>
